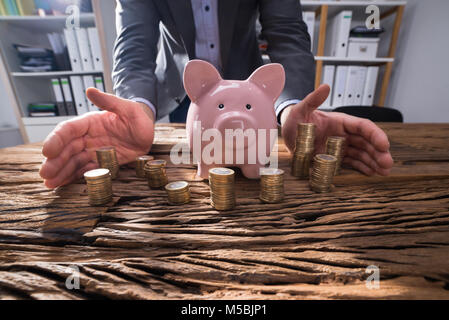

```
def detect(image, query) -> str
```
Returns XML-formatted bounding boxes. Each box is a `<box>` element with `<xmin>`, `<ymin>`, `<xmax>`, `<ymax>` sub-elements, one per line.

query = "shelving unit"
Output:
<box><xmin>0</xmin><ymin>1</ymin><xmax>113</xmax><ymax>143</ymax></box>
<box><xmin>302</xmin><ymin>0</ymin><xmax>406</xmax><ymax>106</ymax></box>
<box><xmin>11</xmin><ymin>70</ymin><xmax>103</xmax><ymax>77</ymax></box>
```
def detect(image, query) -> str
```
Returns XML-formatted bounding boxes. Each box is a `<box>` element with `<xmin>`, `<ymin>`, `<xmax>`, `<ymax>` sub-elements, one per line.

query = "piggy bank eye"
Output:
<box><xmin>246</xmin><ymin>104</ymin><xmax>252</xmax><ymax>110</ymax></box>
<box><xmin>218</xmin><ymin>104</ymin><xmax>224</xmax><ymax>109</ymax></box>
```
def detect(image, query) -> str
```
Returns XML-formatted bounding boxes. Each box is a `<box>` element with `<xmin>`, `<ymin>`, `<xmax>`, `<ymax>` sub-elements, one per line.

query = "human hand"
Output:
<box><xmin>39</xmin><ymin>88</ymin><xmax>155</xmax><ymax>188</ymax></box>
<box><xmin>281</xmin><ymin>84</ymin><xmax>393</xmax><ymax>176</ymax></box>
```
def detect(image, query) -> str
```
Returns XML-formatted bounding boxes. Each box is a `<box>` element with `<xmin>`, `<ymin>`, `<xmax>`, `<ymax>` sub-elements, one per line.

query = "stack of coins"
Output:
<box><xmin>325</xmin><ymin>136</ymin><xmax>346</xmax><ymax>175</ymax></box>
<box><xmin>96</xmin><ymin>147</ymin><xmax>119</xmax><ymax>179</ymax></box>
<box><xmin>309</xmin><ymin>154</ymin><xmax>338</xmax><ymax>193</ymax></box>
<box><xmin>209</xmin><ymin>168</ymin><xmax>235</xmax><ymax>211</ymax></box>
<box><xmin>165</xmin><ymin>181</ymin><xmax>191</xmax><ymax>205</ymax></box>
<box><xmin>135</xmin><ymin>155</ymin><xmax>154</xmax><ymax>178</ymax></box>
<box><xmin>144</xmin><ymin>159</ymin><xmax>168</xmax><ymax>188</ymax></box>
<box><xmin>84</xmin><ymin>168</ymin><xmax>113</xmax><ymax>206</ymax></box>
<box><xmin>291</xmin><ymin>123</ymin><xmax>316</xmax><ymax>179</ymax></box>
<box><xmin>259</xmin><ymin>168</ymin><xmax>284</xmax><ymax>203</ymax></box>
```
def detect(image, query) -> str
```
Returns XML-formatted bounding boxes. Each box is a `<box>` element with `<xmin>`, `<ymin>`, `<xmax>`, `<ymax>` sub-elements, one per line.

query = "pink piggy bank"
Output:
<box><xmin>183</xmin><ymin>59</ymin><xmax>285</xmax><ymax>179</ymax></box>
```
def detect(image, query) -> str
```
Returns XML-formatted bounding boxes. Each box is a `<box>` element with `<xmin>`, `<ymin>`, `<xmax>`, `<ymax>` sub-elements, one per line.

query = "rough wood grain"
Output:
<box><xmin>0</xmin><ymin>123</ymin><xmax>448</xmax><ymax>300</ymax></box>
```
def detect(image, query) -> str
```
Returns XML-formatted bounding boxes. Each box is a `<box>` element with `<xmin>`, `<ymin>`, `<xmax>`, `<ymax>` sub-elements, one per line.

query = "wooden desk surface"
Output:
<box><xmin>0</xmin><ymin>123</ymin><xmax>448</xmax><ymax>300</ymax></box>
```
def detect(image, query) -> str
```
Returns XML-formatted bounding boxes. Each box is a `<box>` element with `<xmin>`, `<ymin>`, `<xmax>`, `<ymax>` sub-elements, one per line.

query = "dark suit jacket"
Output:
<box><xmin>113</xmin><ymin>0</ymin><xmax>315</xmax><ymax>119</ymax></box>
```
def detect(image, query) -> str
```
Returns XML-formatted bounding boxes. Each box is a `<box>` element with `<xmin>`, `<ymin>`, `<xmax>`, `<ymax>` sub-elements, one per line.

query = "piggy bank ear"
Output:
<box><xmin>183</xmin><ymin>60</ymin><xmax>222</xmax><ymax>102</ymax></box>
<box><xmin>247</xmin><ymin>63</ymin><xmax>285</xmax><ymax>102</ymax></box>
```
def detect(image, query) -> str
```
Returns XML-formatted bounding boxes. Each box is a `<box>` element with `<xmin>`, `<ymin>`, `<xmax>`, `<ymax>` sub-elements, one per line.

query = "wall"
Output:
<box><xmin>385</xmin><ymin>0</ymin><xmax>449</xmax><ymax>122</ymax></box>
<box><xmin>0</xmin><ymin>57</ymin><xmax>23</xmax><ymax>147</ymax></box>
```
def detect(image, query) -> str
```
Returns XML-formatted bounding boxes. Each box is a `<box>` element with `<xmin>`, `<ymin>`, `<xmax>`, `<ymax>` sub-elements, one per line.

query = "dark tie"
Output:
<box><xmin>169</xmin><ymin>96</ymin><xmax>191</xmax><ymax>123</ymax></box>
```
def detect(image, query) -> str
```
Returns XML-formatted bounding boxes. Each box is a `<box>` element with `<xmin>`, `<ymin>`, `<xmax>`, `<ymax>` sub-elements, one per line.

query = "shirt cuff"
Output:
<box><xmin>275</xmin><ymin>99</ymin><xmax>301</xmax><ymax>124</ymax></box>
<box><xmin>131</xmin><ymin>97</ymin><xmax>156</xmax><ymax>119</ymax></box>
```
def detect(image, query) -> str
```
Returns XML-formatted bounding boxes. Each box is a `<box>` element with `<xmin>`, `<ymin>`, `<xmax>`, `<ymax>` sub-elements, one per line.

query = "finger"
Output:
<box><xmin>40</xmin><ymin>137</ymin><xmax>86</xmax><ymax>179</ymax></box>
<box><xmin>44</xmin><ymin>151</ymin><xmax>91</xmax><ymax>189</ymax></box>
<box><xmin>86</xmin><ymin>87</ymin><xmax>129</xmax><ymax>118</ymax></box>
<box><xmin>301</xmin><ymin>84</ymin><xmax>330</xmax><ymax>114</ymax></box>
<box><xmin>342</xmin><ymin>116</ymin><xmax>390</xmax><ymax>152</ymax></box>
<box><xmin>346</xmin><ymin>146</ymin><xmax>380</xmax><ymax>172</ymax></box>
<box><xmin>42</xmin><ymin>117</ymin><xmax>89</xmax><ymax>159</ymax></box>
<box><xmin>343</xmin><ymin>156</ymin><xmax>375</xmax><ymax>176</ymax></box>
<box><xmin>347</xmin><ymin>135</ymin><xmax>394</xmax><ymax>169</ymax></box>
<box><xmin>289</xmin><ymin>84</ymin><xmax>330</xmax><ymax>119</ymax></box>
<box><xmin>57</xmin><ymin>161</ymin><xmax>99</xmax><ymax>187</ymax></box>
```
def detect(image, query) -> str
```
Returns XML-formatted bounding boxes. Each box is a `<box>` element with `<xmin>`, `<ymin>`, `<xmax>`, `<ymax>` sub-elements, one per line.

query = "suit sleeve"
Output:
<box><xmin>113</xmin><ymin>0</ymin><xmax>160</xmax><ymax>110</ymax></box>
<box><xmin>258</xmin><ymin>0</ymin><xmax>315</xmax><ymax>111</ymax></box>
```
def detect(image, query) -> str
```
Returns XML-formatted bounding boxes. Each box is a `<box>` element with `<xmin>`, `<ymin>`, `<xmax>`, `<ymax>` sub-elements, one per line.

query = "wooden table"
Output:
<box><xmin>0</xmin><ymin>123</ymin><xmax>448</xmax><ymax>300</ymax></box>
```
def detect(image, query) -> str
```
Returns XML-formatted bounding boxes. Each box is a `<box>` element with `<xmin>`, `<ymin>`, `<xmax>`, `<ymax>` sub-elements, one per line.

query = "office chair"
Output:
<box><xmin>333</xmin><ymin>106</ymin><xmax>404</xmax><ymax>123</ymax></box>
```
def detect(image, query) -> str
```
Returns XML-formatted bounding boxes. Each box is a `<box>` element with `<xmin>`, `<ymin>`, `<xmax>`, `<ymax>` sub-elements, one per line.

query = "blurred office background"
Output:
<box><xmin>0</xmin><ymin>0</ymin><xmax>448</xmax><ymax>148</ymax></box>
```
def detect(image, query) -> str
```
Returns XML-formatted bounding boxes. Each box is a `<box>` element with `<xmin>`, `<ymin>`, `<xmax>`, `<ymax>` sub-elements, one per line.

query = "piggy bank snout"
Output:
<box><xmin>215</xmin><ymin>112</ymin><xmax>257</xmax><ymax>133</ymax></box>
<box><xmin>215</xmin><ymin>113</ymin><xmax>258</xmax><ymax>149</ymax></box>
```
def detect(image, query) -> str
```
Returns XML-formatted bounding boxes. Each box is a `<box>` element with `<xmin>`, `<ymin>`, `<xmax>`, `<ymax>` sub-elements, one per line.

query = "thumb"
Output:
<box><xmin>291</xmin><ymin>84</ymin><xmax>330</xmax><ymax>118</ymax></box>
<box><xmin>86</xmin><ymin>87</ymin><xmax>130</xmax><ymax>117</ymax></box>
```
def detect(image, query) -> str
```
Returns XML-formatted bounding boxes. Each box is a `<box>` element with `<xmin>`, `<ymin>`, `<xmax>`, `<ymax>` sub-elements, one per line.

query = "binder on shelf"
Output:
<box><xmin>354</xmin><ymin>66</ymin><xmax>367</xmax><ymax>105</ymax></box>
<box><xmin>50</xmin><ymin>78</ymin><xmax>67</xmax><ymax>116</ymax></box>
<box><xmin>302</xmin><ymin>11</ymin><xmax>315</xmax><ymax>51</ymax></box>
<box><xmin>64</xmin><ymin>28</ymin><xmax>82</xmax><ymax>72</ymax></box>
<box><xmin>343</xmin><ymin>66</ymin><xmax>359</xmax><ymax>106</ymax></box>
<box><xmin>82</xmin><ymin>75</ymin><xmax>99</xmax><ymax>112</ymax></box>
<box><xmin>332</xmin><ymin>66</ymin><xmax>348</xmax><ymax>107</ymax></box>
<box><xmin>94</xmin><ymin>76</ymin><xmax>105</xmax><ymax>92</ymax></box>
<box><xmin>0</xmin><ymin>1</ymin><xmax>7</xmax><ymax>15</ymax></box>
<box><xmin>362</xmin><ymin>66</ymin><xmax>379</xmax><ymax>106</ymax></box>
<box><xmin>60</xmin><ymin>77</ymin><xmax>77</xmax><ymax>116</ymax></box>
<box><xmin>326</xmin><ymin>10</ymin><xmax>352</xmax><ymax>57</ymax></box>
<box><xmin>75</xmin><ymin>28</ymin><xmax>94</xmax><ymax>71</ymax></box>
<box><xmin>343</xmin><ymin>66</ymin><xmax>367</xmax><ymax>106</ymax></box>
<box><xmin>320</xmin><ymin>65</ymin><xmax>335</xmax><ymax>109</ymax></box>
<box><xmin>47</xmin><ymin>32</ymin><xmax>71</xmax><ymax>71</ymax></box>
<box><xmin>70</xmin><ymin>76</ymin><xmax>88</xmax><ymax>115</ymax></box>
<box><xmin>87</xmin><ymin>27</ymin><xmax>103</xmax><ymax>71</ymax></box>
<box><xmin>16</xmin><ymin>0</ymin><xmax>35</xmax><ymax>16</ymax></box>
<box><xmin>4</xmin><ymin>0</ymin><xmax>19</xmax><ymax>15</ymax></box>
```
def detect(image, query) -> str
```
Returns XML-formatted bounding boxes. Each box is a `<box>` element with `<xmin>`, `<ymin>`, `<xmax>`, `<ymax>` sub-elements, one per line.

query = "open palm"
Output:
<box><xmin>281</xmin><ymin>85</ymin><xmax>393</xmax><ymax>176</ymax></box>
<box><xmin>40</xmin><ymin>88</ymin><xmax>155</xmax><ymax>188</ymax></box>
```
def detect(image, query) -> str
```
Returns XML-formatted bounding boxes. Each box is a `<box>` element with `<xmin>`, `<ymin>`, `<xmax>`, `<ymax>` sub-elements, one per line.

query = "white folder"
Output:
<box><xmin>51</xmin><ymin>78</ymin><xmax>67</xmax><ymax>116</ymax></box>
<box><xmin>332</xmin><ymin>66</ymin><xmax>348</xmax><ymax>107</ymax></box>
<box><xmin>326</xmin><ymin>11</ymin><xmax>352</xmax><ymax>57</ymax></box>
<box><xmin>320</xmin><ymin>65</ymin><xmax>335</xmax><ymax>108</ymax></box>
<box><xmin>302</xmin><ymin>11</ymin><xmax>315</xmax><ymax>51</ymax></box>
<box><xmin>75</xmin><ymin>28</ymin><xmax>94</xmax><ymax>71</ymax></box>
<box><xmin>70</xmin><ymin>76</ymin><xmax>88</xmax><ymax>115</ymax></box>
<box><xmin>82</xmin><ymin>76</ymin><xmax>99</xmax><ymax>112</ymax></box>
<box><xmin>63</xmin><ymin>28</ymin><xmax>82</xmax><ymax>72</ymax></box>
<box><xmin>60</xmin><ymin>77</ymin><xmax>77</xmax><ymax>116</ymax></box>
<box><xmin>343</xmin><ymin>66</ymin><xmax>360</xmax><ymax>106</ymax></box>
<box><xmin>87</xmin><ymin>27</ymin><xmax>103</xmax><ymax>71</ymax></box>
<box><xmin>362</xmin><ymin>66</ymin><xmax>379</xmax><ymax>106</ymax></box>
<box><xmin>94</xmin><ymin>76</ymin><xmax>105</xmax><ymax>92</ymax></box>
<box><xmin>354</xmin><ymin>66</ymin><xmax>367</xmax><ymax>106</ymax></box>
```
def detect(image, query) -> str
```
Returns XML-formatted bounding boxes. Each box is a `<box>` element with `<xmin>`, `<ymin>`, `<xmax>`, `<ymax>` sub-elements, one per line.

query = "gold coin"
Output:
<box><xmin>208</xmin><ymin>167</ymin><xmax>235</xmax><ymax>211</ymax></box>
<box><xmin>309</xmin><ymin>154</ymin><xmax>337</xmax><ymax>193</ymax></box>
<box><xmin>96</xmin><ymin>147</ymin><xmax>119</xmax><ymax>179</ymax></box>
<box><xmin>84</xmin><ymin>168</ymin><xmax>113</xmax><ymax>206</ymax></box>
<box><xmin>136</xmin><ymin>155</ymin><xmax>154</xmax><ymax>178</ymax></box>
<box><xmin>291</xmin><ymin>123</ymin><xmax>316</xmax><ymax>179</ymax></box>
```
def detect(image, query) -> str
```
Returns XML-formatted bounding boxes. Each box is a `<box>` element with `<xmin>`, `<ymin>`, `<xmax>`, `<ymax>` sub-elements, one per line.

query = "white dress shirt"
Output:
<box><xmin>133</xmin><ymin>0</ymin><xmax>299</xmax><ymax>120</ymax></box>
